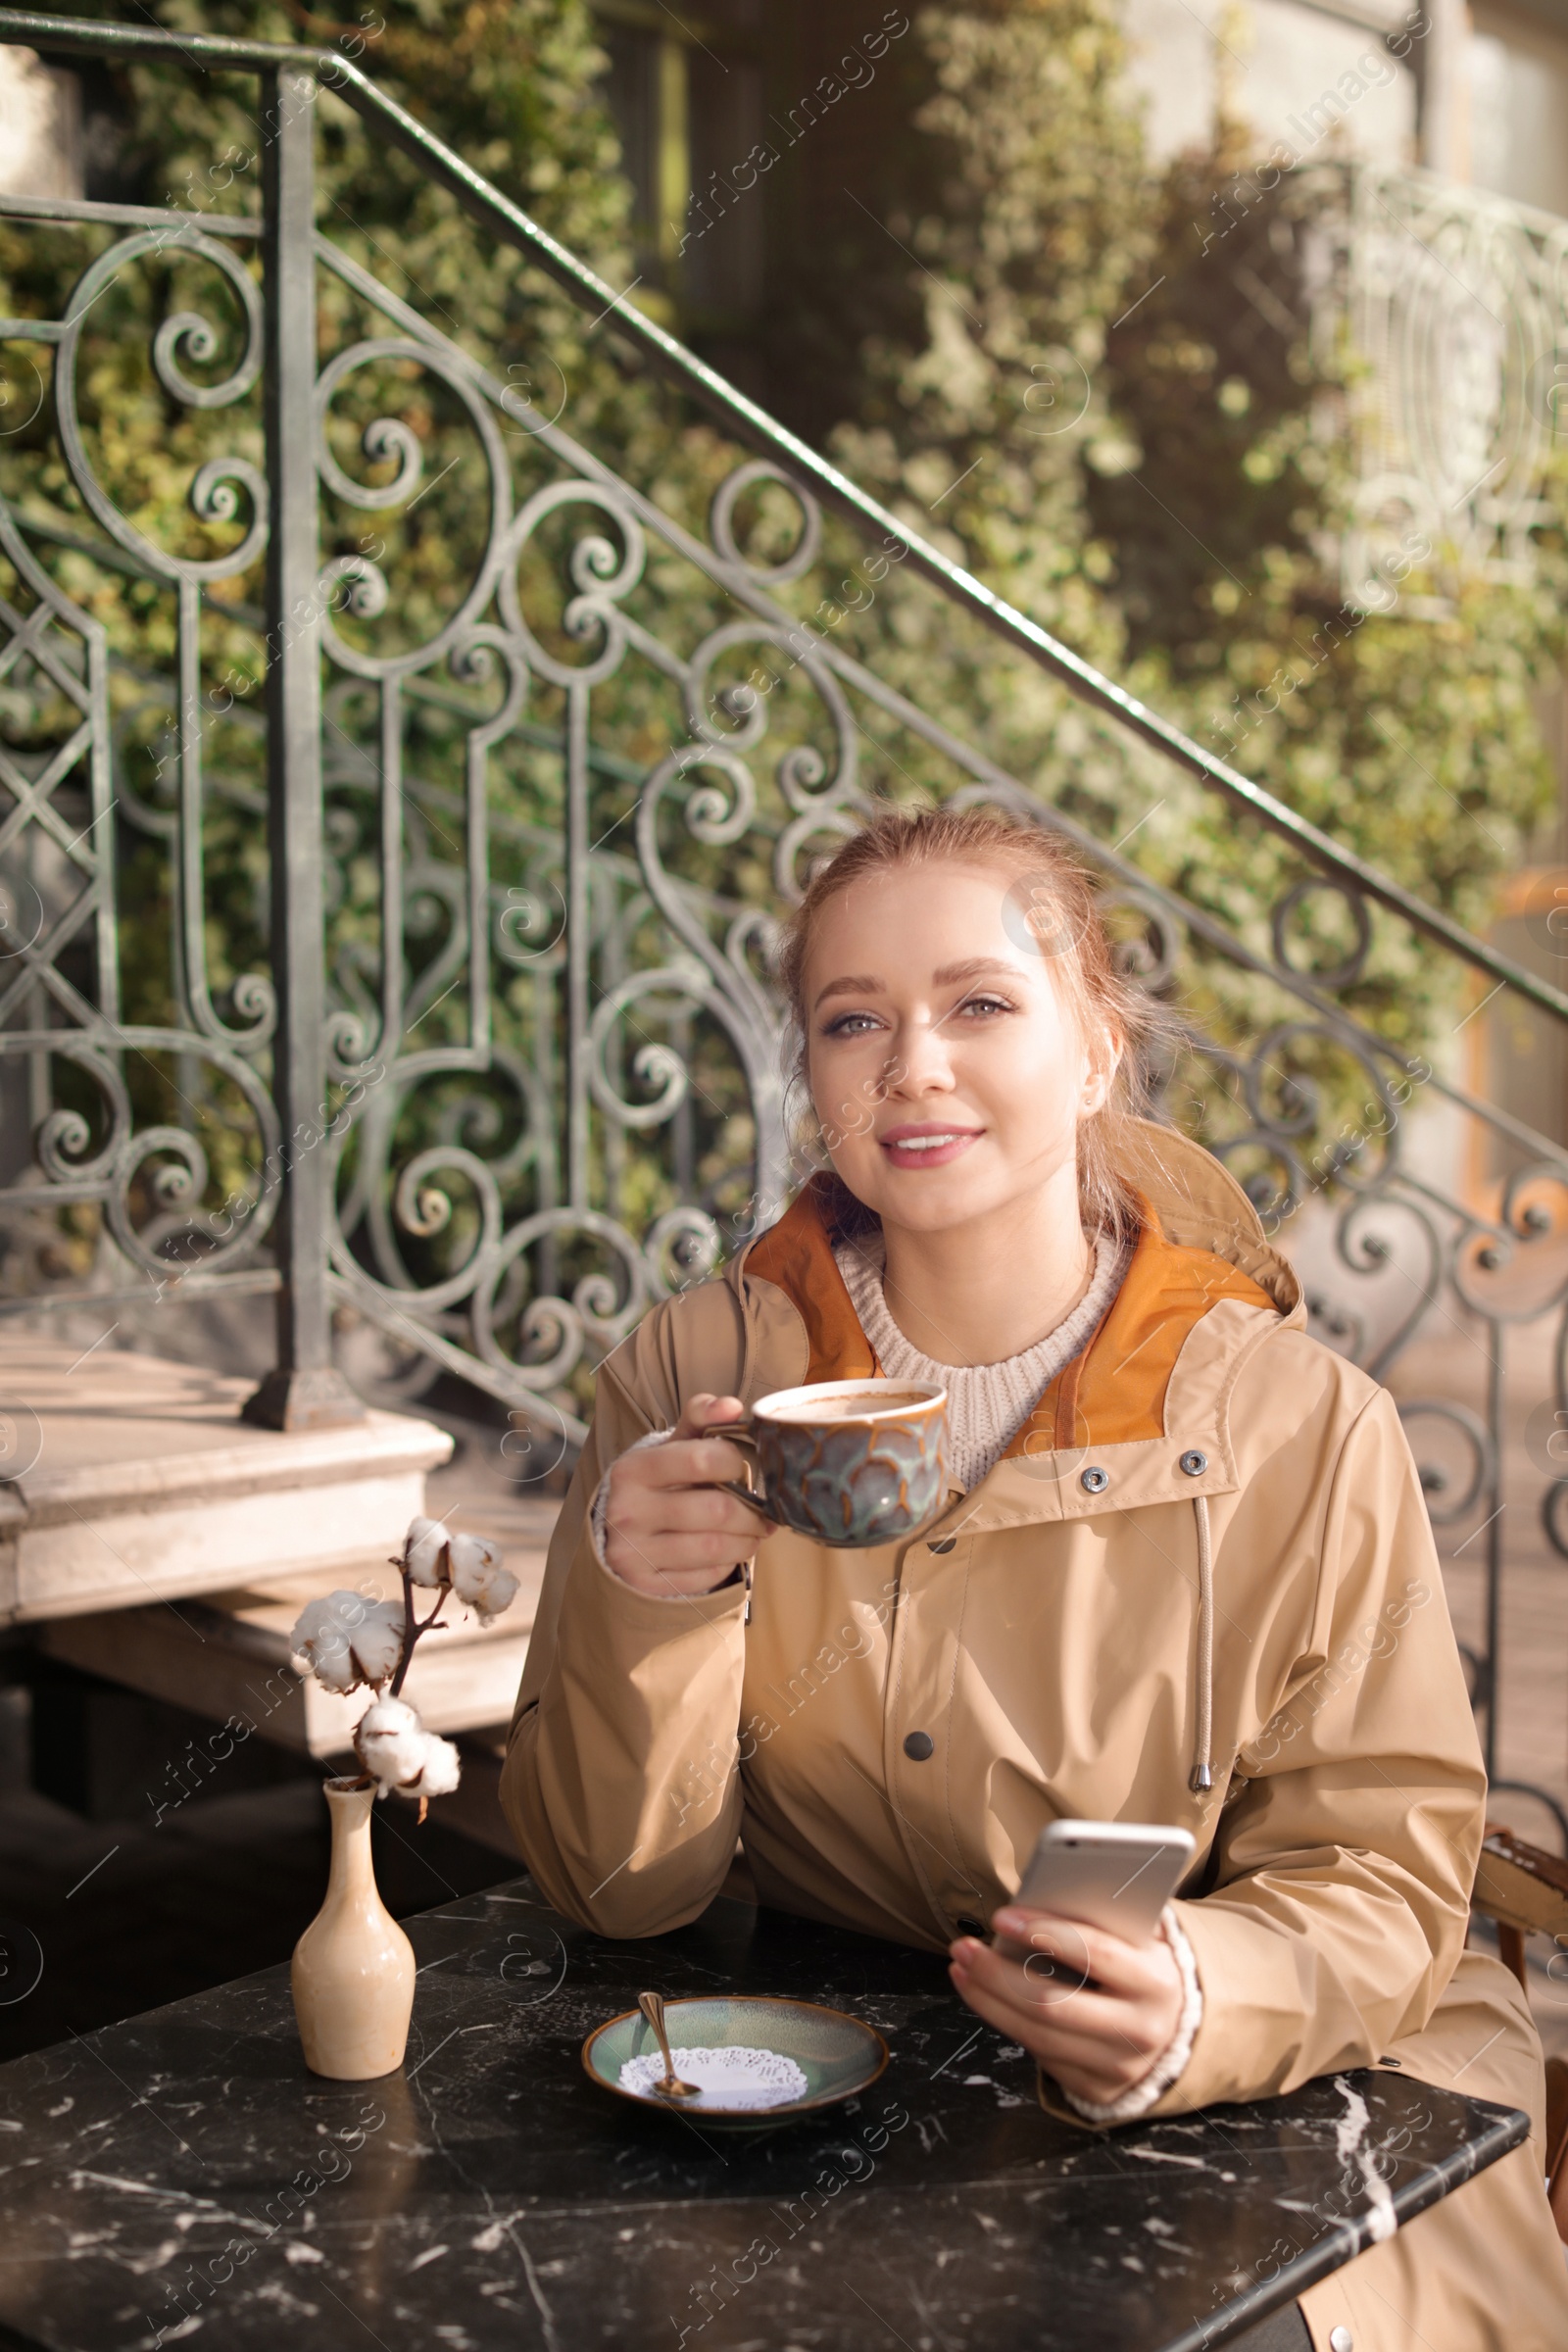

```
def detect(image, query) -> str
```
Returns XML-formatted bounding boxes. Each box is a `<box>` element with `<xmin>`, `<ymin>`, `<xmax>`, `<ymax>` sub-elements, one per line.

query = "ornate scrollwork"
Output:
<box><xmin>494</xmin><ymin>479</ymin><xmax>645</xmax><ymax>691</ymax></box>
<box><xmin>1316</xmin><ymin>162</ymin><xmax>1568</xmax><ymax>603</ymax></box>
<box><xmin>54</xmin><ymin>229</ymin><xmax>269</xmax><ymax>584</ymax></box>
<box><xmin>4</xmin><ymin>176</ymin><xmax>1566</xmax><ymax>1825</ymax></box>
<box><xmin>1269</xmin><ymin>878</ymin><xmax>1374</xmax><ymax>993</ymax></box>
<box><xmin>0</xmin><ymin>210</ymin><xmax>282</xmax><ymax>1313</ymax></box>
<box><xmin>1396</xmin><ymin>1399</ymin><xmax>1493</xmax><ymax>1525</ymax></box>
<box><xmin>710</xmin><ymin>460</ymin><xmax>823</xmax><ymax>586</ymax></box>
<box><xmin>315</xmin><ymin>335</ymin><xmax>513</xmax><ymax>681</ymax></box>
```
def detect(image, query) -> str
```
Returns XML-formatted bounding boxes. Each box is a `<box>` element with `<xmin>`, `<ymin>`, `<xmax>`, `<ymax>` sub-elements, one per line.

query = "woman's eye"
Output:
<box><xmin>822</xmin><ymin>1011</ymin><xmax>881</xmax><ymax>1038</ymax></box>
<box><xmin>957</xmin><ymin>994</ymin><xmax>1014</xmax><ymax>1018</ymax></box>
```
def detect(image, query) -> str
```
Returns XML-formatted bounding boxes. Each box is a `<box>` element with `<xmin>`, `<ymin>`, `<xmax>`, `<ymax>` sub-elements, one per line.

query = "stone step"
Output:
<box><xmin>0</xmin><ymin>1339</ymin><xmax>453</xmax><ymax>1622</ymax></box>
<box><xmin>37</xmin><ymin>1532</ymin><xmax>552</xmax><ymax>1773</ymax></box>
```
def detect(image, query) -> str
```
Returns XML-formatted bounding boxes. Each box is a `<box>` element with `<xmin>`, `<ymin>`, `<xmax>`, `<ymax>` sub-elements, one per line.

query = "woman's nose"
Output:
<box><xmin>887</xmin><ymin>1014</ymin><xmax>956</xmax><ymax>1095</ymax></box>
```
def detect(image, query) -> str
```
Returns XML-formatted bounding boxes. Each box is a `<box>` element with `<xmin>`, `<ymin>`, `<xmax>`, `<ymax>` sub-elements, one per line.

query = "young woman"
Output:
<box><xmin>503</xmin><ymin>808</ymin><xmax>1567</xmax><ymax>2350</ymax></box>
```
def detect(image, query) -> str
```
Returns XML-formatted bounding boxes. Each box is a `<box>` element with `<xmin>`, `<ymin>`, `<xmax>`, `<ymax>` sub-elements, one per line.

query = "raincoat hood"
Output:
<box><xmin>736</xmin><ymin>1117</ymin><xmax>1303</xmax><ymax>1491</ymax></box>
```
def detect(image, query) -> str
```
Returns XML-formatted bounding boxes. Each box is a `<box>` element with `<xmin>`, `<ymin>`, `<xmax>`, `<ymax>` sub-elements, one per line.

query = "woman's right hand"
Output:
<box><xmin>602</xmin><ymin>1393</ymin><xmax>777</xmax><ymax>1597</ymax></box>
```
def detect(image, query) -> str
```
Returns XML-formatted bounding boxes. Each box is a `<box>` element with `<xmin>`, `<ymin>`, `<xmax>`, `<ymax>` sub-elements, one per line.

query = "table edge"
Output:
<box><xmin>1158</xmin><ymin>2094</ymin><xmax>1531</xmax><ymax>2350</ymax></box>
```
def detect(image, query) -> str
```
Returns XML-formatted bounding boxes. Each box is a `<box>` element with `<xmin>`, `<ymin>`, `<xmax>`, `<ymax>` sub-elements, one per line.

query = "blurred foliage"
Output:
<box><xmin>1090</xmin><ymin>144</ymin><xmax>1568</xmax><ymax>1082</ymax></box>
<box><xmin>770</xmin><ymin>0</ymin><xmax>1568</xmax><ymax>1150</ymax></box>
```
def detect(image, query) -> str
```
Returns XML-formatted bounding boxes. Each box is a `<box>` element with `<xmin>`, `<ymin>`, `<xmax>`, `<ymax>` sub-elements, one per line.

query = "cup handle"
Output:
<box><xmin>695</xmin><ymin>1418</ymin><xmax>771</xmax><ymax>1519</ymax></box>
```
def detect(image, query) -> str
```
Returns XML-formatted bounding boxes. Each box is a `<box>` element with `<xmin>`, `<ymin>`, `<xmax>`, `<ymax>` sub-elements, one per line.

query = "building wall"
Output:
<box><xmin>1121</xmin><ymin>0</ymin><xmax>1568</xmax><ymax>220</ymax></box>
<box><xmin>1469</xmin><ymin>0</ymin><xmax>1568</xmax><ymax>216</ymax></box>
<box><xmin>0</xmin><ymin>47</ymin><xmax>81</xmax><ymax>202</ymax></box>
<box><xmin>1119</xmin><ymin>0</ymin><xmax>1417</xmax><ymax>169</ymax></box>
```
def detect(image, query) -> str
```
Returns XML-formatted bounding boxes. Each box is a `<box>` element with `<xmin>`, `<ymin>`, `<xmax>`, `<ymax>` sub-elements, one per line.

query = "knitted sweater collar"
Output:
<box><xmin>831</xmin><ymin>1228</ymin><xmax>1133</xmax><ymax>1491</ymax></box>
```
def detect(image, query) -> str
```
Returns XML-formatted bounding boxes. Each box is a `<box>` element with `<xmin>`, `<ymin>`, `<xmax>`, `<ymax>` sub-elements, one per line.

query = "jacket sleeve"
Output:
<box><xmin>498</xmin><ymin>1294</ymin><xmax>752</xmax><ymax>1938</ymax></box>
<box><xmin>1154</xmin><ymin>1382</ymin><xmax>1486</xmax><ymax>2114</ymax></box>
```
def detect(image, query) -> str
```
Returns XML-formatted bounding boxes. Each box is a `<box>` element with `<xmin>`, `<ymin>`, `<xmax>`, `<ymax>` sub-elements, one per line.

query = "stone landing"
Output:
<box><xmin>0</xmin><ymin>1339</ymin><xmax>452</xmax><ymax>1622</ymax></box>
<box><xmin>37</xmin><ymin>1543</ymin><xmax>548</xmax><ymax>1765</ymax></box>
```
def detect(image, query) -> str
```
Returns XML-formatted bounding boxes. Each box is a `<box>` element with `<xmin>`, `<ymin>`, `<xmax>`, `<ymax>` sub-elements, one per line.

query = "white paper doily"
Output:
<box><xmin>618</xmin><ymin>2044</ymin><xmax>809</xmax><ymax>2111</ymax></box>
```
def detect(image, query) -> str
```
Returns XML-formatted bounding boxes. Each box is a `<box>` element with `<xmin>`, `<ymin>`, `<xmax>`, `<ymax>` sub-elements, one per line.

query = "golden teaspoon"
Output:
<box><xmin>637</xmin><ymin>1990</ymin><xmax>699</xmax><ymax>2099</ymax></box>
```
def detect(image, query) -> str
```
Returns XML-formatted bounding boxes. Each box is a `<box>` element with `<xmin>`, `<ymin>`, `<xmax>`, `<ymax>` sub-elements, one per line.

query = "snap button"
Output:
<box><xmin>955</xmin><ymin>1915</ymin><xmax>987</xmax><ymax>1938</ymax></box>
<box><xmin>1329</xmin><ymin>2330</ymin><xmax>1354</xmax><ymax>2352</ymax></box>
<box><xmin>1080</xmin><ymin>1465</ymin><xmax>1109</xmax><ymax>1494</ymax></box>
<box><xmin>927</xmin><ymin>1536</ymin><xmax>956</xmax><ymax>1554</ymax></box>
<box><xmin>1179</xmin><ymin>1448</ymin><xmax>1207</xmax><ymax>1476</ymax></box>
<box><xmin>904</xmin><ymin>1731</ymin><xmax>935</xmax><ymax>1761</ymax></box>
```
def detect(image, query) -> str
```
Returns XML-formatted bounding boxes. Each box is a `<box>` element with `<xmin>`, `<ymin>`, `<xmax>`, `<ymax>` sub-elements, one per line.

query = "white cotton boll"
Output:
<box><xmin>402</xmin><ymin>1515</ymin><xmax>451</xmax><ymax>1589</ymax></box>
<box><xmin>408</xmin><ymin>1733</ymin><xmax>461</xmax><ymax>1799</ymax></box>
<box><xmin>447</xmin><ymin>1532</ymin><xmax>518</xmax><ymax>1623</ymax></box>
<box><xmin>471</xmin><ymin>1564</ymin><xmax>519</xmax><ymax>1624</ymax></box>
<box><xmin>353</xmin><ymin>1703</ymin><xmax>462</xmax><ymax>1805</ymax></box>
<box><xmin>291</xmin><ymin>1592</ymin><xmax>405</xmax><ymax>1694</ymax></box>
<box><xmin>356</xmin><ymin>1694</ymin><xmax>420</xmax><ymax>1743</ymax></box>
<box><xmin>346</xmin><ymin>1606</ymin><xmax>405</xmax><ymax>1690</ymax></box>
<box><xmin>354</xmin><ymin>1694</ymin><xmax>429</xmax><ymax>1791</ymax></box>
<box><xmin>291</xmin><ymin>1594</ymin><xmax>357</xmax><ymax>1692</ymax></box>
<box><xmin>447</xmin><ymin>1531</ymin><xmax>499</xmax><ymax>1582</ymax></box>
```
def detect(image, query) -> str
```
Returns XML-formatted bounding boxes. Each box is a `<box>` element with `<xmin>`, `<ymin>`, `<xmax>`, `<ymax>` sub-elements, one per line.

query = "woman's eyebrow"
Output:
<box><xmin>814</xmin><ymin>957</ymin><xmax>1023</xmax><ymax>1011</ymax></box>
<box><xmin>812</xmin><ymin>973</ymin><xmax>883</xmax><ymax>1010</ymax></box>
<box><xmin>930</xmin><ymin>957</ymin><xmax>1020</xmax><ymax>986</ymax></box>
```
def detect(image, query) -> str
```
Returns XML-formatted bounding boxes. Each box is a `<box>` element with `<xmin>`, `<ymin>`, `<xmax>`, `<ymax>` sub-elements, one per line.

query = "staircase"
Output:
<box><xmin>0</xmin><ymin>9</ymin><xmax>1565</xmax><ymax>1838</ymax></box>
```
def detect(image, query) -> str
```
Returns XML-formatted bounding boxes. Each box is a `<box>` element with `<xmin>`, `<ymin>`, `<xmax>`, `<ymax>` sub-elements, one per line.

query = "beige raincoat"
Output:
<box><xmin>503</xmin><ymin>1123</ymin><xmax>1568</xmax><ymax>2349</ymax></box>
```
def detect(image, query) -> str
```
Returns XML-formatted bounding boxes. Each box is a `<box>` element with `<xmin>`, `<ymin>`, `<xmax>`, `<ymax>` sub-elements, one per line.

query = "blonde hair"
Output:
<box><xmin>776</xmin><ymin>806</ymin><xmax>1171</xmax><ymax>1242</ymax></box>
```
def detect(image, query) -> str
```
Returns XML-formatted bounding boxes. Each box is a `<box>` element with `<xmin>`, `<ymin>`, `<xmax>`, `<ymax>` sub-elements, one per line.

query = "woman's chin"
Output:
<box><xmin>857</xmin><ymin>1178</ymin><xmax>1010</xmax><ymax>1236</ymax></box>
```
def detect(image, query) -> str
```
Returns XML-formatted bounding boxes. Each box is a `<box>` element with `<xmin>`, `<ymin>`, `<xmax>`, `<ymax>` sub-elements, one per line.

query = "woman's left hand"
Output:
<box><xmin>949</xmin><ymin>1904</ymin><xmax>1185</xmax><ymax>2107</ymax></box>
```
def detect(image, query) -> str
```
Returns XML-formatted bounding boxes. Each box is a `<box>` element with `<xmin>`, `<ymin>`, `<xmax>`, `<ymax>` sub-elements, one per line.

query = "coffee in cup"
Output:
<box><xmin>703</xmin><ymin>1379</ymin><xmax>949</xmax><ymax>1549</ymax></box>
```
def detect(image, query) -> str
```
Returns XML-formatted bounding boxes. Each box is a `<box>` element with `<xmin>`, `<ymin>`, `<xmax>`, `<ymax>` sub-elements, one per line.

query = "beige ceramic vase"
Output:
<box><xmin>291</xmin><ymin>1777</ymin><xmax>416</xmax><ymax>2080</ymax></box>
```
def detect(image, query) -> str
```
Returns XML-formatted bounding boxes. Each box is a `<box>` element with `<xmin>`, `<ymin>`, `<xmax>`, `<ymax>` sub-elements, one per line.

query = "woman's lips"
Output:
<box><xmin>877</xmin><ymin>1126</ymin><xmax>982</xmax><ymax>1171</ymax></box>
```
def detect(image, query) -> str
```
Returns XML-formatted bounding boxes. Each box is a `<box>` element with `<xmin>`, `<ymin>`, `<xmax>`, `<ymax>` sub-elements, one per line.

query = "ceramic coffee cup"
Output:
<box><xmin>704</xmin><ymin>1380</ymin><xmax>950</xmax><ymax>1549</ymax></box>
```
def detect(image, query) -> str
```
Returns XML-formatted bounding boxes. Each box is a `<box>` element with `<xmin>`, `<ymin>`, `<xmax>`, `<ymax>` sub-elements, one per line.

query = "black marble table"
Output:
<box><xmin>0</xmin><ymin>1879</ymin><xmax>1528</xmax><ymax>2352</ymax></box>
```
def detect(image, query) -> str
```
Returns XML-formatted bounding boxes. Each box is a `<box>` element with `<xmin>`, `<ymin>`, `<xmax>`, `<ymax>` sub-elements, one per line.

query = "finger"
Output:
<box><xmin>609</xmin><ymin>1557</ymin><xmax>747</xmax><ymax>1599</ymax></box>
<box><xmin>972</xmin><ymin>1913</ymin><xmax>1097</xmax><ymax>2000</ymax></box>
<box><xmin>951</xmin><ymin>1955</ymin><xmax>1159</xmax><ymax>2073</ymax></box>
<box><xmin>947</xmin><ymin>1967</ymin><xmax>1128</xmax><ymax>2076</ymax></box>
<box><xmin>952</xmin><ymin>1940</ymin><xmax>1152</xmax><ymax>2046</ymax></box>
<box><xmin>633</xmin><ymin>1436</ymin><xmax>756</xmax><ymax>1490</ymax></box>
<box><xmin>625</xmin><ymin>1524</ymin><xmax>770</xmax><ymax>1563</ymax></box>
<box><xmin>992</xmin><ymin>1907</ymin><xmax>1155</xmax><ymax>1994</ymax></box>
<box><xmin>611</xmin><ymin>1484</ymin><xmax>774</xmax><ymax>1546</ymax></box>
<box><xmin>636</xmin><ymin>1487</ymin><xmax>775</xmax><ymax>1539</ymax></box>
<box><xmin>603</xmin><ymin>1539</ymin><xmax>746</xmax><ymax>1591</ymax></box>
<box><xmin>607</xmin><ymin>1529</ymin><xmax>762</xmax><ymax>1573</ymax></box>
<box><xmin>673</xmin><ymin>1392</ymin><xmax>747</xmax><ymax>1442</ymax></box>
<box><xmin>950</xmin><ymin>1973</ymin><xmax>1138</xmax><ymax>2097</ymax></box>
<box><xmin>949</xmin><ymin>1966</ymin><xmax>1028</xmax><ymax>2043</ymax></box>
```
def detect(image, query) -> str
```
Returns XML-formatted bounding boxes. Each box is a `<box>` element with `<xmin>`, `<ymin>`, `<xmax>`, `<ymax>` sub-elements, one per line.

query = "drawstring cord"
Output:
<box><xmin>1190</xmin><ymin>1494</ymin><xmax>1214</xmax><ymax>1794</ymax></box>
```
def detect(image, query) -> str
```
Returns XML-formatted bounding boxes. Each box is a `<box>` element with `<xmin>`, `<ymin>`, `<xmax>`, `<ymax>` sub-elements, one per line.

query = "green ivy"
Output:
<box><xmin>3</xmin><ymin>0</ymin><xmax>1561</xmax><ymax>1338</ymax></box>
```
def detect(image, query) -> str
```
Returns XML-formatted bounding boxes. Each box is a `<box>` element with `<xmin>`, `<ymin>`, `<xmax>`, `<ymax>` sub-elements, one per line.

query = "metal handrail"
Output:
<box><xmin>4</xmin><ymin>6</ymin><xmax>1565</xmax><ymax>1021</ymax></box>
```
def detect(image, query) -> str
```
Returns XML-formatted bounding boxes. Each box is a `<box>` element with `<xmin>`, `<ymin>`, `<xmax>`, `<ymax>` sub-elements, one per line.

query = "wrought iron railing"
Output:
<box><xmin>1307</xmin><ymin>161</ymin><xmax>1568</xmax><ymax>610</ymax></box>
<box><xmin>0</xmin><ymin>12</ymin><xmax>1565</xmax><ymax>1821</ymax></box>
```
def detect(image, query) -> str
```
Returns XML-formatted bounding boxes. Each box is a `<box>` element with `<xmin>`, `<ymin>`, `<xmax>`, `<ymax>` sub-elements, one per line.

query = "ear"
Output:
<box><xmin>1080</xmin><ymin>1021</ymin><xmax>1123</xmax><ymax>1118</ymax></box>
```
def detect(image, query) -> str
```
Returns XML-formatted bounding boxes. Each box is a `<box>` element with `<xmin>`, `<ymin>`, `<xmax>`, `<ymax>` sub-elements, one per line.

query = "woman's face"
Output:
<box><xmin>802</xmin><ymin>859</ymin><xmax>1117</xmax><ymax>1237</ymax></box>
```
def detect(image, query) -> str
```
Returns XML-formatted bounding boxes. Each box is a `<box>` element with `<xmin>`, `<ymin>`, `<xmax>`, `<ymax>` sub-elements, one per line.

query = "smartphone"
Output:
<box><xmin>996</xmin><ymin>1819</ymin><xmax>1196</xmax><ymax>1956</ymax></box>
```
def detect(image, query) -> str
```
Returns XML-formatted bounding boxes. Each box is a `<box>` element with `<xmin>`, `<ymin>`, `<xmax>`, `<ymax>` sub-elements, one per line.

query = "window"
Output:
<box><xmin>593</xmin><ymin>3</ymin><xmax>765</xmax><ymax>331</ymax></box>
